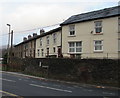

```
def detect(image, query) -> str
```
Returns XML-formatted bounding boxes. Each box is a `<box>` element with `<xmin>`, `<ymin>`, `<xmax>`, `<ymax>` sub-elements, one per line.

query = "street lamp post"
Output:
<box><xmin>7</xmin><ymin>24</ymin><xmax>11</xmax><ymax>64</ymax></box>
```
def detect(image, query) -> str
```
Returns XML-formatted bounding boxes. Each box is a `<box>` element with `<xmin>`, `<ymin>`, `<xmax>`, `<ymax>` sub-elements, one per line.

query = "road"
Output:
<box><xmin>0</xmin><ymin>71</ymin><xmax>119</xmax><ymax>97</ymax></box>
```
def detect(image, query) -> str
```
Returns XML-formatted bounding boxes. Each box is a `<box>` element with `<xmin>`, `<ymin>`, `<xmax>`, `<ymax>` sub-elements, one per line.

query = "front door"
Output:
<box><xmin>57</xmin><ymin>46</ymin><xmax>62</xmax><ymax>57</ymax></box>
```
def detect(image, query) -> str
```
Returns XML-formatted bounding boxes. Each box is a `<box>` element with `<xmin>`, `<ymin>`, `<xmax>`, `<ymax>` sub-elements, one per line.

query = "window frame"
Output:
<box><xmin>69</xmin><ymin>25</ymin><xmax>75</xmax><ymax>36</ymax></box>
<box><xmin>94</xmin><ymin>21</ymin><xmax>102</xmax><ymax>34</ymax></box>
<box><xmin>40</xmin><ymin>38</ymin><xmax>42</xmax><ymax>46</ymax></box>
<box><xmin>46</xmin><ymin>36</ymin><xmax>49</xmax><ymax>45</ymax></box>
<box><xmin>68</xmin><ymin>41</ymin><xmax>82</xmax><ymax>53</ymax></box>
<box><xmin>118</xmin><ymin>39</ymin><xmax>120</xmax><ymax>52</ymax></box>
<box><xmin>53</xmin><ymin>33</ymin><xmax>56</xmax><ymax>44</ymax></box>
<box><xmin>94</xmin><ymin>40</ymin><xmax>103</xmax><ymax>52</ymax></box>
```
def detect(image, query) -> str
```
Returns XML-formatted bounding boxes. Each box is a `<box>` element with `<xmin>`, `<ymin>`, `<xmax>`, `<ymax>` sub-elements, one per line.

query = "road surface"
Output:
<box><xmin>0</xmin><ymin>71</ymin><xmax>119</xmax><ymax>97</ymax></box>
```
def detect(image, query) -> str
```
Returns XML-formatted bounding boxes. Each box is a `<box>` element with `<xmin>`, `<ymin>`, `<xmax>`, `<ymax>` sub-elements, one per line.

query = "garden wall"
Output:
<box><xmin>9</xmin><ymin>58</ymin><xmax>120</xmax><ymax>87</ymax></box>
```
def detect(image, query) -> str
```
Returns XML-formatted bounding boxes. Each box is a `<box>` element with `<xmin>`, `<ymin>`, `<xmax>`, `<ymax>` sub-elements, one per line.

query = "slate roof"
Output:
<box><xmin>60</xmin><ymin>6</ymin><xmax>120</xmax><ymax>26</ymax></box>
<box><xmin>14</xmin><ymin>27</ymin><xmax>61</xmax><ymax>47</ymax></box>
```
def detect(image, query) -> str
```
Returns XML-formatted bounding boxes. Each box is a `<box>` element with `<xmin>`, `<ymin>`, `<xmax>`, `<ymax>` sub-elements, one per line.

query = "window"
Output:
<box><xmin>24</xmin><ymin>44</ymin><xmax>28</xmax><ymax>49</ymax></box>
<box><xmin>40</xmin><ymin>38</ymin><xmax>42</xmax><ymax>46</ymax></box>
<box><xmin>69</xmin><ymin>42</ymin><xmax>82</xmax><ymax>53</ymax></box>
<box><xmin>95</xmin><ymin>21</ymin><xmax>102</xmax><ymax>33</ymax></box>
<box><xmin>69</xmin><ymin>42</ymin><xmax>75</xmax><ymax>52</ymax></box>
<box><xmin>118</xmin><ymin>18</ymin><xmax>120</xmax><ymax>25</ymax></box>
<box><xmin>41</xmin><ymin>49</ymin><xmax>44</xmax><ymax>57</ymax></box>
<box><xmin>94</xmin><ymin>40</ymin><xmax>103</xmax><ymax>51</ymax></box>
<box><xmin>69</xmin><ymin>25</ymin><xmax>75</xmax><ymax>36</ymax></box>
<box><xmin>118</xmin><ymin>39</ymin><xmax>120</xmax><ymax>51</ymax></box>
<box><xmin>31</xmin><ymin>42</ymin><xmax>32</xmax><ymax>48</ymax></box>
<box><xmin>53</xmin><ymin>33</ymin><xmax>56</xmax><ymax>44</ymax></box>
<box><xmin>37</xmin><ymin>49</ymin><xmax>40</xmax><ymax>56</ymax></box>
<box><xmin>46</xmin><ymin>36</ymin><xmax>49</xmax><ymax>45</ymax></box>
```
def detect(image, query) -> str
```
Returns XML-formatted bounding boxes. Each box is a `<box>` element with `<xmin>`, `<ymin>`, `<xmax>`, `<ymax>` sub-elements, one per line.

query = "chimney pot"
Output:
<box><xmin>28</xmin><ymin>35</ymin><xmax>32</xmax><ymax>39</ymax></box>
<box><xmin>23</xmin><ymin>37</ymin><xmax>27</xmax><ymax>41</ymax></box>
<box><xmin>40</xmin><ymin>29</ymin><xmax>45</xmax><ymax>35</ymax></box>
<box><xmin>33</xmin><ymin>33</ymin><xmax>37</xmax><ymax>37</ymax></box>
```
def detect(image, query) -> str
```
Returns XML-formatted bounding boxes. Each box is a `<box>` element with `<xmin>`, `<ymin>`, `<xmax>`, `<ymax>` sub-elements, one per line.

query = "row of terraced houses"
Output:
<box><xmin>14</xmin><ymin>6</ymin><xmax>120</xmax><ymax>59</ymax></box>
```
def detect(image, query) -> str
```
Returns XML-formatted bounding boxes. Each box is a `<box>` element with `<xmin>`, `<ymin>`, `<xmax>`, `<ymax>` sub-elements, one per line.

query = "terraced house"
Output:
<box><xmin>14</xmin><ymin>6</ymin><xmax>120</xmax><ymax>59</ymax></box>
<box><xmin>14</xmin><ymin>33</ymin><xmax>37</xmax><ymax>58</ymax></box>
<box><xmin>14</xmin><ymin>27</ymin><xmax>62</xmax><ymax>58</ymax></box>
<box><xmin>35</xmin><ymin>27</ymin><xmax>62</xmax><ymax>58</ymax></box>
<box><xmin>60</xmin><ymin>6</ymin><xmax>120</xmax><ymax>59</ymax></box>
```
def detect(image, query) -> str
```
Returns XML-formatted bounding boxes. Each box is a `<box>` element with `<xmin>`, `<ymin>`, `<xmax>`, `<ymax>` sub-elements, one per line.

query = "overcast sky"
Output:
<box><xmin>0</xmin><ymin>0</ymin><xmax>119</xmax><ymax>46</ymax></box>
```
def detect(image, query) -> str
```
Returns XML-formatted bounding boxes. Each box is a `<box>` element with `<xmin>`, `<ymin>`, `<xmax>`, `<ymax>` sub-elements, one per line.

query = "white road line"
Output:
<box><xmin>24</xmin><ymin>80</ymin><xmax>28</xmax><ymax>82</ymax></box>
<box><xmin>74</xmin><ymin>86</ymin><xmax>83</xmax><ymax>89</ymax></box>
<box><xmin>41</xmin><ymin>82</ymin><xmax>48</xmax><ymax>85</ymax></box>
<box><xmin>30</xmin><ymin>83</ymin><xmax>72</xmax><ymax>93</ymax></box>
<box><xmin>53</xmin><ymin>84</ymin><xmax>60</xmax><ymax>87</ymax></box>
<box><xmin>67</xmin><ymin>87</ymin><xmax>74</xmax><ymax>89</ymax></box>
<box><xmin>0</xmin><ymin>78</ymin><xmax>16</xmax><ymax>82</ymax></box>
<box><xmin>87</xmin><ymin>89</ymin><xmax>93</xmax><ymax>92</ymax></box>
<box><xmin>82</xmin><ymin>88</ymin><xmax>93</xmax><ymax>92</ymax></box>
<box><xmin>2</xmin><ymin>71</ymin><xmax>45</xmax><ymax>80</ymax></box>
<box><xmin>102</xmin><ymin>92</ymin><xmax>114</xmax><ymax>95</ymax></box>
<box><xmin>31</xmin><ymin>81</ymin><xmax>36</xmax><ymax>83</ymax></box>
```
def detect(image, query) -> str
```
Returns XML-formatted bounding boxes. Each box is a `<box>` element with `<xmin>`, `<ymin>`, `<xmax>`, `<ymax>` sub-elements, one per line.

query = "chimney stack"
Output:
<box><xmin>40</xmin><ymin>29</ymin><xmax>45</xmax><ymax>35</ymax></box>
<box><xmin>33</xmin><ymin>33</ymin><xmax>37</xmax><ymax>37</ymax></box>
<box><xmin>23</xmin><ymin>37</ymin><xmax>27</xmax><ymax>41</ymax></box>
<box><xmin>28</xmin><ymin>35</ymin><xmax>32</xmax><ymax>39</ymax></box>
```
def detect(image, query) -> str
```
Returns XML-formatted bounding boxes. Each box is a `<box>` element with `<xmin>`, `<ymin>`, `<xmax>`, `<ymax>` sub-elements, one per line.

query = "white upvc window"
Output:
<box><xmin>94</xmin><ymin>40</ymin><xmax>103</xmax><ymax>51</ymax></box>
<box><xmin>69</xmin><ymin>25</ymin><xmax>75</xmax><ymax>36</ymax></box>
<box><xmin>68</xmin><ymin>42</ymin><xmax>82</xmax><ymax>53</ymax></box>
<box><xmin>46</xmin><ymin>36</ymin><xmax>49</xmax><ymax>45</ymax></box>
<box><xmin>40</xmin><ymin>38</ymin><xmax>42</xmax><ymax>46</ymax></box>
<box><xmin>53</xmin><ymin>33</ymin><xmax>56</xmax><ymax>44</ymax></box>
<box><xmin>95</xmin><ymin>21</ymin><xmax>102</xmax><ymax>34</ymax></box>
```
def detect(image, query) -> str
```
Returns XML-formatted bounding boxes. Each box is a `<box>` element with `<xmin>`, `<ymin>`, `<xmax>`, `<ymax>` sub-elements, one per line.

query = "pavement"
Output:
<box><xmin>1</xmin><ymin>71</ymin><xmax>120</xmax><ymax>97</ymax></box>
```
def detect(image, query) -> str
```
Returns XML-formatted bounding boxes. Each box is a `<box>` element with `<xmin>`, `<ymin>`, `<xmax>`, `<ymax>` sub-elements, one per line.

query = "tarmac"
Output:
<box><xmin>1</xmin><ymin>71</ymin><xmax>120</xmax><ymax>91</ymax></box>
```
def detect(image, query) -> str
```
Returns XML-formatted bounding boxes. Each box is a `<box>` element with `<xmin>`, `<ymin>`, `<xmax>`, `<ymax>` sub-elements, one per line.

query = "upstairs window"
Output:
<box><xmin>118</xmin><ymin>18</ymin><xmax>120</xmax><ymax>25</ymax></box>
<box><xmin>69</xmin><ymin>25</ymin><xmax>75</xmax><ymax>36</ymax></box>
<box><xmin>53</xmin><ymin>33</ymin><xmax>56</xmax><ymax>44</ymax></box>
<box><xmin>46</xmin><ymin>36</ymin><xmax>49</xmax><ymax>45</ymax></box>
<box><xmin>95</xmin><ymin>21</ymin><xmax>102</xmax><ymax>34</ymax></box>
<box><xmin>40</xmin><ymin>38</ymin><xmax>42</xmax><ymax>46</ymax></box>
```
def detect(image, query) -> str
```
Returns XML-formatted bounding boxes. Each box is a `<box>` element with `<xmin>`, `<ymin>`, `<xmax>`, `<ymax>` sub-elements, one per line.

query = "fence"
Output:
<box><xmin>4</xmin><ymin>57</ymin><xmax>120</xmax><ymax>87</ymax></box>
